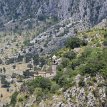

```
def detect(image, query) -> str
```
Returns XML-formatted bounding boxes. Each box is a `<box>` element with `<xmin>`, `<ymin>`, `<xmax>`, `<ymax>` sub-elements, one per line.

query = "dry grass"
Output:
<box><xmin>0</xmin><ymin>87</ymin><xmax>12</xmax><ymax>104</ymax></box>
<box><xmin>0</xmin><ymin>63</ymin><xmax>28</xmax><ymax>75</ymax></box>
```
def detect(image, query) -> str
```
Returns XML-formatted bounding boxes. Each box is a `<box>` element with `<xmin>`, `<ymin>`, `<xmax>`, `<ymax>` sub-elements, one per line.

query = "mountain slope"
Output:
<box><xmin>9</xmin><ymin>27</ymin><xmax>107</xmax><ymax>107</ymax></box>
<box><xmin>1</xmin><ymin>0</ymin><xmax>107</xmax><ymax>30</ymax></box>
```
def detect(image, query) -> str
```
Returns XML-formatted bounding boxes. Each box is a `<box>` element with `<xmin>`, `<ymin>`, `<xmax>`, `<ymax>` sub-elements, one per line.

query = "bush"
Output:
<box><xmin>25</xmin><ymin>53</ymin><xmax>33</xmax><ymax>63</ymax></box>
<box><xmin>0</xmin><ymin>58</ymin><xmax>3</xmax><ymax>64</ymax></box>
<box><xmin>81</xmin><ymin>39</ymin><xmax>88</xmax><ymax>46</ymax></box>
<box><xmin>64</xmin><ymin>51</ymin><xmax>76</xmax><ymax>60</ymax></box>
<box><xmin>27</xmin><ymin>63</ymin><xmax>33</xmax><ymax>69</ymax></box>
<box><xmin>70</xmin><ymin>59</ymin><xmax>81</xmax><ymax>70</ymax></box>
<box><xmin>57</xmin><ymin>64</ymin><xmax>64</xmax><ymax>71</ymax></box>
<box><xmin>61</xmin><ymin>58</ymin><xmax>69</xmax><ymax>68</ymax></box>
<box><xmin>34</xmin><ymin>88</ymin><xmax>43</xmax><ymax>103</ymax></box>
<box><xmin>54</xmin><ymin>70</ymin><xmax>63</xmax><ymax>83</ymax></box>
<box><xmin>66</xmin><ymin>37</ymin><xmax>81</xmax><ymax>49</ymax></box>
<box><xmin>104</xmin><ymin>31</ymin><xmax>107</xmax><ymax>38</ymax></box>
<box><xmin>18</xmin><ymin>95</ymin><xmax>24</xmax><ymax>102</ymax></box>
<box><xmin>1</xmin><ymin>76</ymin><xmax>10</xmax><ymax>87</ymax></box>
<box><xmin>23</xmin><ymin>70</ymin><xmax>33</xmax><ymax>78</ymax></box>
<box><xmin>39</xmin><ymin>57</ymin><xmax>46</xmax><ymax>67</ymax></box>
<box><xmin>23</xmin><ymin>39</ymin><xmax>30</xmax><ymax>46</ymax></box>
<box><xmin>103</xmin><ymin>39</ymin><xmax>107</xmax><ymax>46</ymax></box>
<box><xmin>10</xmin><ymin>92</ymin><xmax>18</xmax><ymax>107</ymax></box>
<box><xmin>51</xmin><ymin>83</ymin><xmax>60</xmax><ymax>93</ymax></box>
<box><xmin>34</xmin><ymin>88</ymin><xmax>43</xmax><ymax>97</ymax></box>
<box><xmin>58</xmin><ymin>76</ymin><xmax>68</xmax><ymax>87</ymax></box>
<box><xmin>78</xmin><ymin>78</ymin><xmax>85</xmax><ymax>87</ymax></box>
<box><xmin>26</xmin><ymin>77</ymin><xmax>52</xmax><ymax>93</ymax></box>
<box><xmin>82</xmin><ymin>59</ymin><xmax>106</xmax><ymax>76</ymax></box>
<box><xmin>87</xmin><ymin>80</ymin><xmax>94</xmax><ymax>86</ymax></box>
<box><xmin>12</xmin><ymin>64</ymin><xmax>16</xmax><ymax>69</ymax></box>
<box><xmin>33</xmin><ymin>54</ymin><xmax>39</xmax><ymax>65</ymax></box>
<box><xmin>66</xmin><ymin>37</ymin><xmax>88</xmax><ymax>49</ymax></box>
<box><xmin>39</xmin><ymin>77</ymin><xmax>52</xmax><ymax>90</ymax></box>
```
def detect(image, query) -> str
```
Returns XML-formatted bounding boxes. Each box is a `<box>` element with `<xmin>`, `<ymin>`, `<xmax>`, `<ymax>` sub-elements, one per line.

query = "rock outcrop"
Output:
<box><xmin>1</xmin><ymin>0</ymin><xmax>107</xmax><ymax>30</ymax></box>
<box><xmin>38</xmin><ymin>74</ymin><xmax>107</xmax><ymax>107</ymax></box>
<box><xmin>30</xmin><ymin>18</ymin><xmax>90</xmax><ymax>54</ymax></box>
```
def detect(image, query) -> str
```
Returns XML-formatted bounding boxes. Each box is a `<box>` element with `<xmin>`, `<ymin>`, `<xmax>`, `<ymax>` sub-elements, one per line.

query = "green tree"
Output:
<box><xmin>61</xmin><ymin>58</ymin><xmax>69</xmax><ymax>68</ymax></box>
<box><xmin>10</xmin><ymin>92</ymin><xmax>18</xmax><ymax>107</ymax></box>
<box><xmin>33</xmin><ymin>54</ymin><xmax>39</xmax><ymax>65</ymax></box>
<box><xmin>39</xmin><ymin>78</ymin><xmax>52</xmax><ymax>90</ymax></box>
<box><xmin>66</xmin><ymin>37</ymin><xmax>81</xmax><ymax>49</ymax></box>
<box><xmin>58</xmin><ymin>76</ymin><xmax>68</xmax><ymax>87</ymax></box>
<box><xmin>27</xmin><ymin>63</ymin><xmax>33</xmax><ymax>70</ymax></box>
<box><xmin>64</xmin><ymin>51</ymin><xmax>76</xmax><ymax>60</ymax></box>
<box><xmin>51</xmin><ymin>83</ymin><xmax>60</xmax><ymax>93</ymax></box>
<box><xmin>26</xmin><ymin>77</ymin><xmax>52</xmax><ymax>93</ymax></box>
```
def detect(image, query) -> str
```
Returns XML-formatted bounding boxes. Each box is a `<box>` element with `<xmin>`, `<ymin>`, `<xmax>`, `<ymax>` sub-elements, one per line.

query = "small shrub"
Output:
<box><xmin>78</xmin><ymin>78</ymin><xmax>85</xmax><ymax>87</ymax></box>
<box><xmin>87</xmin><ymin>80</ymin><xmax>94</xmax><ymax>86</ymax></box>
<box><xmin>10</xmin><ymin>92</ymin><xmax>18</xmax><ymax>107</ymax></box>
<box><xmin>23</xmin><ymin>39</ymin><xmax>30</xmax><ymax>46</ymax></box>
<box><xmin>51</xmin><ymin>83</ymin><xmax>60</xmax><ymax>93</ymax></box>
<box><xmin>66</xmin><ymin>37</ymin><xmax>81</xmax><ymax>49</ymax></box>
<box><xmin>58</xmin><ymin>76</ymin><xmax>68</xmax><ymax>87</ymax></box>
<box><xmin>64</xmin><ymin>51</ymin><xmax>76</xmax><ymax>60</ymax></box>
<box><xmin>61</xmin><ymin>58</ymin><xmax>69</xmax><ymax>68</ymax></box>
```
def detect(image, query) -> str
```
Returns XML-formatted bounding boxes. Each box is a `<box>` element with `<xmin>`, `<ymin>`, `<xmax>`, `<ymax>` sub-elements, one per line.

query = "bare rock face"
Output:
<box><xmin>51</xmin><ymin>0</ymin><xmax>107</xmax><ymax>25</ymax></box>
<box><xmin>30</xmin><ymin>18</ymin><xmax>90</xmax><ymax>54</ymax></box>
<box><xmin>62</xmin><ymin>75</ymin><xmax>107</xmax><ymax>107</ymax></box>
<box><xmin>0</xmin><ymin>0</ymin><xmax>107</xmax><ymax>30</ymax></box>
<box><xmin>42</xmin><ymin>74</ymin><xmax>107</xmax><ymax>107</ymax></box>
<box><xmin>20</xmin><ymin>74</ymin><xmax>106</xmax><ymax>107</ymax></box>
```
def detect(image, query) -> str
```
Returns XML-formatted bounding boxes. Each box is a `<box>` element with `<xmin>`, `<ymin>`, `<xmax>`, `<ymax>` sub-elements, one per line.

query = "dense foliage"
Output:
<box><xmin>23</xmin><ymin>76</ymin><xmax>59</xmax><ymax>103</ymax></box>
<box><xmin>10</xmin><ymin>92</ymin><xmax>18</xmax><ymax>107</ymax></box>
<box><xmin>54</xmin><ymin>30</ymin><xmax>107</xmax><ymax>88</ymax></box>
<box><xmin>65</xmin><ymin>37</ymin><xmax>87</xmax><ymax>49</ymax></box>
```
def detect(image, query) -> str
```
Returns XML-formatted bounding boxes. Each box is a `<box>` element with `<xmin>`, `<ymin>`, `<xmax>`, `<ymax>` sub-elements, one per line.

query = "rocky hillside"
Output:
<box><xmin>30</xmin><ymin>18</ymin><xmax>90</xmax><ymax>54</ymax></box>
<box><xmin>0</xmin><ymin>1</ymin><xmax>107</xmax><ymax>107</ymax></box>
<box><xmin>38</xmin><ymin>74</ymin><xmax>107</xmax><ymax>107</ymax></box>
<box><xmin>5</xmin><ymin>27</ymin><xmax>106</xmax><ymax>107</ymax></box>
<box><xmin>1</xmin><ymin>0</ymin><xmax>107</xmax><ymax>30</ymax></box>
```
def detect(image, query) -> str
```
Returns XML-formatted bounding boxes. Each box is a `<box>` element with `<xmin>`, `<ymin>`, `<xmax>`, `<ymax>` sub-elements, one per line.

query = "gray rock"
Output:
<box><xmin>0</xmin><ymin>0</ymin><xmax>107</xmax><ymax>30</ymax></box>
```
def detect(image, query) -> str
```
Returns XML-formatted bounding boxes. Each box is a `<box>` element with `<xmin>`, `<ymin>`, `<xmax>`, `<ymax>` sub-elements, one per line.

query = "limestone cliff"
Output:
<box><xmin>0</xmin><ymin>0</ymin><xmax>107</xmax><ymax>30</ymax></box>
